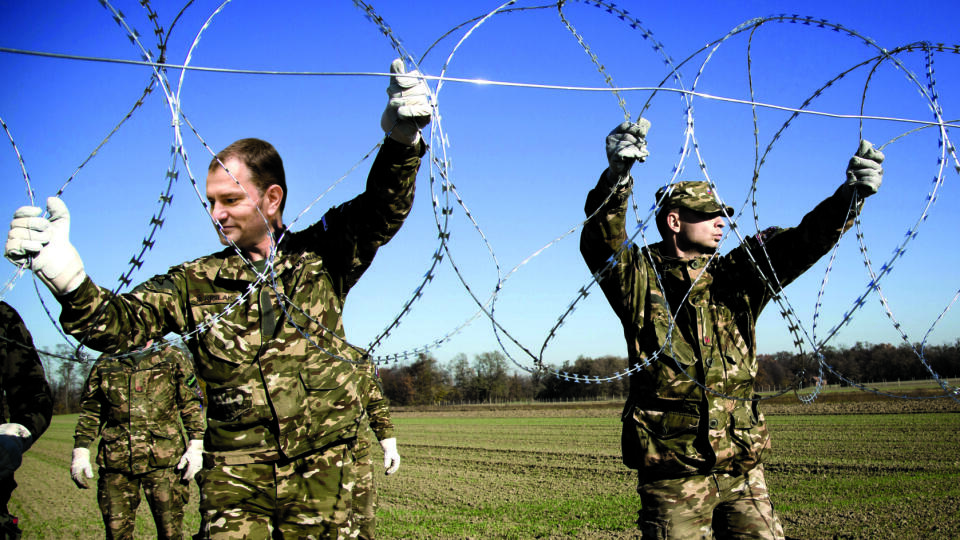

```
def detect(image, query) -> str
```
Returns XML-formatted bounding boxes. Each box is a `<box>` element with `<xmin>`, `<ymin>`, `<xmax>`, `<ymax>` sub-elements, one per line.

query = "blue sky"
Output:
<box><xmin>1</xmin><ymin>0</ymin><xmax>958</xmax><ymax>375</ymax></box>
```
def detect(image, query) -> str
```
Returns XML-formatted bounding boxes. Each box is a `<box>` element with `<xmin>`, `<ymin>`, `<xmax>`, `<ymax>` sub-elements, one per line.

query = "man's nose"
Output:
<box><xmin>210</xmin><ymin>204</ymin><xmax>226</xmax><ymax>221</ymax></box>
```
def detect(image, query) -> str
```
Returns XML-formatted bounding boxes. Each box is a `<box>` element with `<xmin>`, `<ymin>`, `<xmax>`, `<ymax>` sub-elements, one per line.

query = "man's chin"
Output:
<box><xmin>216</xmin><ymin>232</ymin><xmax>239</xmax><ymax>247</ymax></box>
<box><xmin>216</xmin><ymin>235</ymin><xmax>256</xmax><ymax>252</ymax></box>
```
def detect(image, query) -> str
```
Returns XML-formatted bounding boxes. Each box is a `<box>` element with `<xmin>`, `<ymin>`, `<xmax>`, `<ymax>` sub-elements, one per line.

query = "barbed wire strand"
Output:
<box><xmin>0</xmin><ymin>1</ymin><xmax>957</xmax><ymax>401</ymax></box>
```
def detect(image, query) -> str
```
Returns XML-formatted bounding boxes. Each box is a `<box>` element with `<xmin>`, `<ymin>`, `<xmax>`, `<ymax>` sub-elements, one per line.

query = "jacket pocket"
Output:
<box><xmin>621</xmin><ymin>401</ymin><xmax>699</xmax><ymax>475</ymax></box>
<box><xmin>730</xmin><ymin>400</ymin><xmax>770</xmax><ymax>472</ymax></box>
<box><xmin>298</xmin><ymin>359</ymin><xmax>361</xmax><ymax>442</ymax></box>
<box><xmin>97</xmin><ymin>426</ymin><xmax>128</xmax><ymax>470</ymax></box>
<box><xmin>102</xmin><ymin>371</ymin><xmax>128</xmax><ymax>407</ymax></box>
<box><xmin>148</xmin><ymin>427</ymin><xmax>183</xmax><ymax>467</ymax></box>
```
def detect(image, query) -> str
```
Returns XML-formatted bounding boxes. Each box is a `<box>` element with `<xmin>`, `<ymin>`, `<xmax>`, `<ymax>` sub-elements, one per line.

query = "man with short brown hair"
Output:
<box><xmin>7</xmin><ymin>58</ymin><xmax>431</xmax><ymax>539</ymax></box>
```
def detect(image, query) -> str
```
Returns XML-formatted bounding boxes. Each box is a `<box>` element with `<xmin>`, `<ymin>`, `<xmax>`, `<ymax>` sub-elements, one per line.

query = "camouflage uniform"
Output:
<box><xmin>0</xmin><ymin>302</ymin><xmax>53</xmax><ymax>540</ymax></box>
<box><xmin>353</xmin><ymin>361</ymin><xmax>395</xmax><ymax>540</ymax></box>
<box><xmin>57</xmin><ymin>138</ymin><xmax>425</xmax><ymax>539</ymax></box>
<box><xmin>581</xmin><ymin>179</ymin><xmax>862</xmax><ymax>539</ymax></box>
<box><xmin>74</xmin><ymin>345</ymin><xmax>204</xmax><ymax>539</ymax></box>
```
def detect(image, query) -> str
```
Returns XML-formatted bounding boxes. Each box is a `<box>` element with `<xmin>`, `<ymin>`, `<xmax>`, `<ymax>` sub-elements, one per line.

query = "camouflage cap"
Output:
<box><xmin>655</xmin><ymin>181</ymin><xmax>733</xmax><ymax>216</ymax></box>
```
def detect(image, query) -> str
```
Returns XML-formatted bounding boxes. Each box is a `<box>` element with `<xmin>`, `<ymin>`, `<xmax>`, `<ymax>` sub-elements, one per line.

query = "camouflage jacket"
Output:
<box><xmin>59</xmin><ymin>138</ymin><xmax>424</xmax><ymax>465</ymax></box>
<box><xmin>0</xmin><ymin>301</ymin><xmax>53</xmax><ymax>442</ymax></box>
<box><xmin>580</xmin><ymin>175</ymin><xmax>861</xmax><ymax>481</ymax></box>
<box><xmin>74</xmin><ymin>346</ymin><xmax>204</xmax><ymax>474</ymax></box>
<box><xmin>355</xmin><ymin>361</ymin><xmax>395</xmax><ymax>459</ymax></box>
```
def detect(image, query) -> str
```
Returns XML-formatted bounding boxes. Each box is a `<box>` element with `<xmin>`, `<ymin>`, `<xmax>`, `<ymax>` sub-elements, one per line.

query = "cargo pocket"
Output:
<box><xmin>102</xmin><ymin>372</ymin><xmax>128</xmax><ymax>407</ymax></box>
<box><xmin>299</xmin><ymin>359</ymin><xmax>360</xmax><ymax>440</ymax></box>
<box><xmin>731</xmin><ymin>400</ymin><xmax>770</xmax><ymax>471</ymax></box>
<box><xmin>98</xmin><ymin>426</ymin><xmax>128</xmax><ymax>470</ymax></box>
<box><xmin>148</xmin><ymin>428</ymin><xmax>182</xmax><ymax>467</ymax></box>
<box><xmin>621</xmin><ymin>402</ymin><xmax>699</xmax><ymax>474</ymax></box>
<box><xmin>621</xmin><ymin>401</ymin><xmax>649</xmax><ymax>470</ymax></box>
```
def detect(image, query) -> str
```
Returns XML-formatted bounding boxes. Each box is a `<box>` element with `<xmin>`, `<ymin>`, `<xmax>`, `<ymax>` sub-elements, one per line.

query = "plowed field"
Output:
<box><xmin>12</xmin><ymin>389</ymin><xmax>959</xmax><ymax>539</ymax></box>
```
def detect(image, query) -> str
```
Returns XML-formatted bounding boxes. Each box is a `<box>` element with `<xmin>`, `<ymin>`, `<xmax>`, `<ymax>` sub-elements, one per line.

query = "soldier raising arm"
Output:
<box><xmin>580</xmin><ymin>119</ymin><xmax>883</xmax><ymax>540</ymax></box>
<box><xmin>6</xmin><ymin>58</ymin><xmax>431</xmax><ymax>539</ymax></box>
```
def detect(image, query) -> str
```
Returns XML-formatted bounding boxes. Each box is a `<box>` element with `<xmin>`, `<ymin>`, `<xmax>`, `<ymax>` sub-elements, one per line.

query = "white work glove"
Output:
<box><xmin>176</xmin><ymin>439</ymin><xmax>204</xmax><ymax>482</ymax></box>
<box><xmin>380</xmin><ymin>437</ymin><xmax>400</xmax><ymax>476</ymax></box>
<box><xmin>70</xmin><ymin>447</ymin><xmax>94</xmax><ymax>489</ymax></box>
<box><xmin>0</xmin><ymin>423</ymin><xmax>32</xmax><ymax>477</ymax></box>
<box><xmin>6</xmin><ymin>197</ymin><xmax>86</xmax><ymax>295</ymax></box>
<box><xmin>605</xmin><ymin>119</ymin><xmax>651</xmax><ymax>187</ymax></box>
<box><xmin>380</xmin><ymin>58</ymin><xmax>431</xmax><ymax>146</ymax></box>
<box><xmin>843</xmin><ymin>140</ymin><xmax>885</xmax><ymax>197</ymax></box>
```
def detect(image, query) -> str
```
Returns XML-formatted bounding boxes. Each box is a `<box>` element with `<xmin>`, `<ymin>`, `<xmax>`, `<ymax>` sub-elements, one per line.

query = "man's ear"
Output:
<box><xmin>665</xmin><ymin>209</ymin><xmax>682</xmax><ymax>234</ymax></box>
<box><xmin>263</xmin><ymin>184</ymin><xmax>284</xmax><ymax>217</ymax></box>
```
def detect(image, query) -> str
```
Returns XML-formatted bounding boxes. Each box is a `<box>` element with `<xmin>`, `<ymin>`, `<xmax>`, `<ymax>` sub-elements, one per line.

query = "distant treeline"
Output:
<box><xmin>39</xmin><ymin>340</ymin><xmax>959</xmax><ymax>413</ymax></box>
<box><xmin>378</xmin><ymin>341</ymin><xmax>960</xmax><ymax>406</ymax></box>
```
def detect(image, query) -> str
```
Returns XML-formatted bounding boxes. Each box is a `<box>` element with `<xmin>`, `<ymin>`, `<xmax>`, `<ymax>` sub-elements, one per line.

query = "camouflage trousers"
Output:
<box><xmin>97</xmin><ymin>466</ymin><xmax>188</xmax><ymax>540</ymax></box>
<box><xmin>198</xmin><ymin>442</ymin><xmax>357</xmax><ymax>539</ymax></box>
<box><xmin>636</xmin><ymin>464</ymin><xmax>785</xmax><ymax>540</ymax></box>
<box><xmin>352</xmin><ymin>439</ymin><xmax>376</xmax><ymax>540</ymax></box>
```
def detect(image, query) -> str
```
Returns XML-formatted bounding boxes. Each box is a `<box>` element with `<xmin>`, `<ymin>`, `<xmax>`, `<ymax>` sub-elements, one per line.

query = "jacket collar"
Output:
<box><xmin>213</xmin><ymin>228</ymin><xmax>297</xmax><ymax>284</ymax></box>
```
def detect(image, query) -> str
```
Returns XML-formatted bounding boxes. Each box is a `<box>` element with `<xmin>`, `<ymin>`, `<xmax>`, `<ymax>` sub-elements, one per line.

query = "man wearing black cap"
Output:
<box><xmin>580</xmin><ymin>120</ymin><xmax>884</xmax><ymax>539</ymax></box>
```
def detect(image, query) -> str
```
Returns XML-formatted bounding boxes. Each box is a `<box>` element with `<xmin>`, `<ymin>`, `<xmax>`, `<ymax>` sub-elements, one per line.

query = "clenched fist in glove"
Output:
<box><xmin>380</xmin><ymin>58</ymin><xmax>432</xmax><ymax>146</ymax></box>
<box><xmin>605</xmin><ymin>119</ymin><xmax>651</xmax><ymax>188</ymax></box>
<box><xmin>380</xmin><ymin>437</ymin><xmax>400</xmax><ymax>476</ymax></box>
<box><xmin>70</xmin><ymin>447</ymin><xmax>94</xmax><ymax>489</ymax></box>
<box><xmin>176</xmin><ymin>439</ymin><xmax>204</xmax><ymax>482</ymax></box>
<box><xmin>6</xmin><ymin>197</ymin><xmax>86</xmax><ymax>296</ymax></box>
<box><xmin>843</xmin><ymin>140</ymin><xmax>885</xmax><ymax>198</ymax></box>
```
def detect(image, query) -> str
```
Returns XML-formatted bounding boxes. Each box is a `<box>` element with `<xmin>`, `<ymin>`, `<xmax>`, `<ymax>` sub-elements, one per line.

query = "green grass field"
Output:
<box><xmin>9</xmin><ymin>413</ymin><xmax>202</xmax><ymax>539</ymax></box>
<box><xmin>11</xmin><ymin>392</ymin><xmax>960</xmax><ymax>539</ymax></box>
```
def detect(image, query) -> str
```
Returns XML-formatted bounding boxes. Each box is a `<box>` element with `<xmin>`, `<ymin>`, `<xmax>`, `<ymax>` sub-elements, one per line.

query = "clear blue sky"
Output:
<box><xmin>2</xmin><ymin>0</ymin><xmax>958</xmax><ymax>374</ymax></box>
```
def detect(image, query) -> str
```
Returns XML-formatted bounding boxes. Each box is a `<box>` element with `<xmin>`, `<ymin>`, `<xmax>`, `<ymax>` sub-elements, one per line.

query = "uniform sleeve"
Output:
<box><xmin>364</xmin><ymin>369</ymin><xmax>395</xmax><ymax>442</ymax></box>
<box><xmin>723</xmin><ymin>187</ymin><xmax>863</xmax><ymax>315</ymax></box>
<box><xmin>579</xmin><ymin>173</ymin><xmax>647</xmax><ymax>326</ymax></box>
<box><xmin>0</xmin><ymin>302</ymin><xmax>54</xmax><ymax>441</ymax></box>
<box><xmin>308</xmin><ymin>137</ymin><xmax>426</xmax><ymax>297</ymax></box>
<box><xmin>171</xmin><ymin>348</ymin><xmax>205</xmax><ymax>440</ymax></box>
<box><xmin>73</xmin><ymin>362</ymin><xmax>104</xmax><ymax>449</ymax></box>
<box><xmin>57</xmin><ymin>267</ymin><xmax>190</xmax><ymax>354</ymax></box>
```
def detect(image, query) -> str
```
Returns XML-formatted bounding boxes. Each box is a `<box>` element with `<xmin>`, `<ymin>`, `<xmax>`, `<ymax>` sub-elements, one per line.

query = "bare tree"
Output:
<box><xmin>41</xmin><ymin>344</ymin><xmax>94</xmax><ymax>414</ymax></box>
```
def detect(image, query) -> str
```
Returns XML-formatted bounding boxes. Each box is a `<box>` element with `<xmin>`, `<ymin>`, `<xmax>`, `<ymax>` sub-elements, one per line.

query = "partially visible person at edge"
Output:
<box><xmin>70</xmin><ymin>341</ymin><xmax>204</xmax><ymax>540</ymax></box>
<box><xmin>0</xmin><ymin>301</ymin><xmax>54</xmax><ymax>540</ymax></box>
<box><xmin>4</xmin><ymin>58</ymin><xmax>430</xmax><ymax>539</ymax></box>
<box><xmin>580</xmin><ymin>119</ymin><xmax>884</xmax><ymax>539</ymax></box>
<box><xmin>352</xmin><ymin>353</ymin><xmax>400</xmax><ymax>540</ymax></box>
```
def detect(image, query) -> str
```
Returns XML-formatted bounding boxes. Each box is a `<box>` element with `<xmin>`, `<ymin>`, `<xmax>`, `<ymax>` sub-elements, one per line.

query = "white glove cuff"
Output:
<box><xmin>380</xmin><ymin>437</ymin><xmax>397</xmax><ymax>453</ymax></box>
